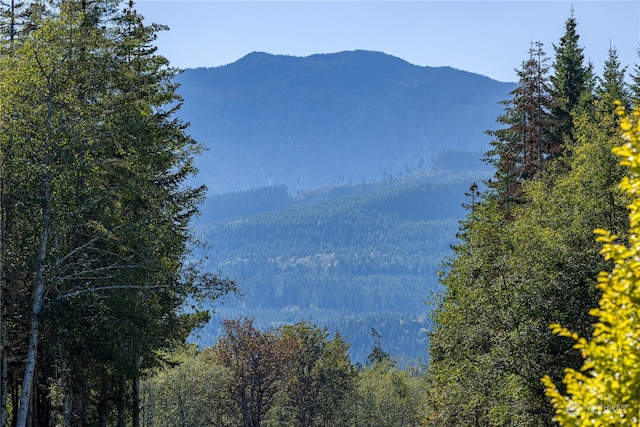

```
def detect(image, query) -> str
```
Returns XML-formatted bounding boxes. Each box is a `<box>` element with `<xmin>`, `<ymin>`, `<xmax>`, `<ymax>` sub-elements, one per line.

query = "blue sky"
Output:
<box><xmin>135</xmin><ymin>1</ymin><xmax>639</xmax><ymax>83</ymax></box>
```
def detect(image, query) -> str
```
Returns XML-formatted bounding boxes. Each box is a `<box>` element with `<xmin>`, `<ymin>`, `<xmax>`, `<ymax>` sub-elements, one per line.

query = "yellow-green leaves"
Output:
<box><xmin>544</xmin><ymin>105</ymin><xmax>640</xmax><ymax>426</ymax></box>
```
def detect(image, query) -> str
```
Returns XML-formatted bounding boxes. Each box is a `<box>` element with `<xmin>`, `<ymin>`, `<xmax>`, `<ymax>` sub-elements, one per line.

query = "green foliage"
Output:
<box><xmin>197</xmin><ymin>173</ymin><xmax>475</xmax><ymax>364</ymax></box>
<box><xmin>428</xmin><ymin>198</ymin><xmax>551</xmax><ymax>425</ymax></box>
<box><xmin>549</xmin><ymin>8</ymin><xmax>593</xmax><ymax>152</ymax></box>
<box><xmin>141</xmin><ymin>346</ymin><xmax>229</xmax><ymax>427</ymax></box>
<box><xmin>542</xmin><ymin>106</ymin><xmax>640</xmax><ymax>426</ymax></box>
<box><xmin>485</xmin><ymin>40</ymin><xmax>553</xmax><ymax>205</ymax></box>
<box><xmin>0</xmin><ymin>2</ymin><xmax>233</xmax><ymax>425</ymax></box>
<box><xmin>142</xmin><ymin>320</ymin><xmax>356</xmax><ymax>427</ymax></box>
<box><xmin>353</xmin><ymin>362</ymin><xmax>428</xmax><ymax>426</ymax></box>
<box><xmin>367</xmin><ymin>327</ymin><xmax>394</xmax><ymax>367</ymax></box>
<box><xmin>427</xmin><ymin>12</ymin><xmax>632</xmax><ymax>426</ymax></box>
<box><xmin>631</xmin><ymin>47</ymin><xmax>640</xmax><ymax>103</ymax></box>
<box><xmin>142</xmin><ymin>321</ymin><xmax>432</xmax><ymax>427</ymax></box>
<box><xmin>273</xmin><ymin>322</ymin><xmax>355</xmax><ymax>427</ymax></box>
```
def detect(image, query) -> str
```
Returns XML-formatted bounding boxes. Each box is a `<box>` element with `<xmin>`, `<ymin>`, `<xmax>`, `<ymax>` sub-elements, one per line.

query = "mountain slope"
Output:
<box><xmin>193</xmin><ymin>172</ymin><xmax>485</xmax><ymax>364</ymax></box>
<box><xmin>176</xmin><ymin>50</ymin><xmax>514</xmax><ymax>194</ymax></box>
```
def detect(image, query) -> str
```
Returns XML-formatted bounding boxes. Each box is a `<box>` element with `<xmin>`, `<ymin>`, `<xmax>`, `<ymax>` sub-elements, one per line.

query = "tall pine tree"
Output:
<box><xmin>629</xmin><ymin>47</ymin><xmax>640</xmax><ymax>104</ymax></box>
<box><xmin>485</xmin><ymin>41</ymin><xmax>552</xmax><ymax>209</ymax></box>
<box><xmin>549</xmin><ymin>8</ymin><xmax>592</xmax><ymax>157</ymax></box>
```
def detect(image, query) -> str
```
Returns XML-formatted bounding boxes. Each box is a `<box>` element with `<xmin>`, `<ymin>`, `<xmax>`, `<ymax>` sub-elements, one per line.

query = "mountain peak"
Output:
<box><xmin>176</xmin><ymin>51</ymin><xmax>516</xmax><ymax>194</ymax></box>
<box><xmin>238</xmin><ymin>50</ymin><xmax>406</xmax><ymax>64</ymax></box>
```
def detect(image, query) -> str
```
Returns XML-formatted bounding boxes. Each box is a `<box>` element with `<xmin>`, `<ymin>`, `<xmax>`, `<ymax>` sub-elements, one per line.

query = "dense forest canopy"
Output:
<box><xmin>193</xmin><ymin>172</ymin><xmax>476</xmax><ymax>365</ymax></box>
<box><xmin>428</xmin><ymin>11</ymin><xmax>640</xmax><ymax>426</ymax></box>
<box><xmin>543</xmin><ymin>104</ymin><xmax>640</xmax><ymax>426</ymax></box>
<box><xmin>0</xmin><ymin>1</ymin><xmax>639</xmax><ymax>426</ymax></box>
<box><xmin>0</xmin><ymin>1</ymin><xmax>233</xmax><ymax>426</ymax></box>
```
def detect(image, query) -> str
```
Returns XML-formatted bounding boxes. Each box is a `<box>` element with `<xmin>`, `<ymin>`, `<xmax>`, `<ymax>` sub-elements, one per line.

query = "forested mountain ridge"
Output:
<box><xmin>176</xmin><ymin>50</ymin><xmax>513</xmax><ymax>194</ymax></box>
<box><xmin>192</xmin><ymin>171</ymin><xmax>483</xmax><ymax>364</ymax></box>
<box><xmin>177</xmin><ymin>50</ymin><xmax>506</xmax><ymax>364</ymax></box>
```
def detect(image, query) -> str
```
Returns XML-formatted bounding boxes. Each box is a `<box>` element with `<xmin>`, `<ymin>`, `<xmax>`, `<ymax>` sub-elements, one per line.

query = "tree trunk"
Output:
<box><xmin>0</xmin><ymin>115</ymin><xmax>7</xmax><ymax>427</ymax></box>
<box><xmin>15</xmin><ymin>219</ymin><xmax>49</xmax><ymax>427</ymax></box>
<box><xmin>97</xmin><ymin>391</ymin><xmax>108</xmax><ymax>427</ymax></box>
<box><xmin>0</xmin><ymin>342</ymin><xmax>6</xmax><ymax>427</ymax></box>
<box><xmin>132</xmin><ymin>354</ymin><xmax>140</xmax><ymax>427</ymax></box>
<box><xmin>60</xmin><ymin>358</ymin><xmax>72</xmax><ymax>427</ymax></box>
<box><xmin>117</xmin><ymin>374</ymin><xmax>126</xmax><ymax>427</ymax></box>
<box><xmin>16</xmin><ymin>85</ymin><xmax>54</xmax><ymax>427</ymax></box>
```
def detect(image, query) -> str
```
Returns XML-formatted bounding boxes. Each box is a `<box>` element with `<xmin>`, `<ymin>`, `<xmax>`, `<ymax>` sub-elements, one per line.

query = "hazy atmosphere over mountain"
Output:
<box><xmin>177</xmin><ymin>50</ymin><xmax>515</xmax><ymax>194</ymax></box>
<box><xmin>176</xmin><ymin>51</ymin><xmax>517</xmax><ymax>363</ymax></box>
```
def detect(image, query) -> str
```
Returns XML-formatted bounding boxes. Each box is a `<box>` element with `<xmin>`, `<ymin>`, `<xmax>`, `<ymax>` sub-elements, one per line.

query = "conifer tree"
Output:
<box><xmin>549</xmin><ymin>9</ymin><xmax>592</xmax><ymax>155</ymax></box>
<box><xmin>429</xmin><ymin>20</ymin><xmax>625</xmax><ymax>427</ymax></box>
<box><xmin>0</xmin><ymin>1</ymin><xmax>232</xmax><ymax>425</ymax></box>
<box><xmin>630</xmin><ymin>47</ymin><xmax>640</xmax><ymax>104</ymax></box>
<box><xmin>598</xmin><ymin>46</ymin><xmax>629</xmax><ymax>109</ymax></box>
<box><xmin>0</xmin><ymin>0</ymin><xmax>28</xmax><ymax>45</ymax></box>
<box><xmin>485</xmin><ymin>40</ymin><xmax>552</xmax><ymax>208</ymax></box>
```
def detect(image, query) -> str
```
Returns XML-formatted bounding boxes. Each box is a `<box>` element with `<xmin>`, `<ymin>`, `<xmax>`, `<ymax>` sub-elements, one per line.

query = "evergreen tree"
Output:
<box><xmin>598</xmin><ymin>46</ymin><xmax>629</xmax><ymax>109</ymax></box>
<box><xmin>0</xmin><ymin>0</ymin><xmax>29</xmax><ymax>46</ymax></box>
<box><xmin>485</xmin><ymin>41</ymin><xmax>552</xmax><ymax>207</ymax></box>
<box><xmin>629</xmin><ymin>47</ymin><xmax>640</xmax><ymax>104</ymax></box>
<box><xmin>366</xmin><ymin>327</ymin><xmax>393</xmax><ymax>366</ymax></box>
<box><xmin>0</xmin><ymin>2</ymin><xmax>233</xmax><ymax>425</ymax></box>
<box><xmin>429</xmin><ymin>119</ymin><xmax>623</xmax><ymax>425</ymax></box>
<box><xmin>549</xmin><ymin>9</ymin><xmax>592</xmax><ymax>155</ymax></box>
<box><xmin>428</xmin><ymin>20</ymin><xmax>627</xmax><ymax>426</ymax></box>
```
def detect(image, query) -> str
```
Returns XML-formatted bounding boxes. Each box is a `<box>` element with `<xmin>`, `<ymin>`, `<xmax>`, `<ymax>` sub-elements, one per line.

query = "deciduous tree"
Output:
<box><xmin>543</xmin><ymin>104</ymin><xmax>640</xmax><ymax>426</ymax></box>
<box><xmin>214</xmin><ymin>317</ymin><xmax>295</xmax><ymax>427</ymax></box>
<box><xmin>277</xmin><ymin>322</ymin><xmax>355</xmax><ymax>427</ymax></box>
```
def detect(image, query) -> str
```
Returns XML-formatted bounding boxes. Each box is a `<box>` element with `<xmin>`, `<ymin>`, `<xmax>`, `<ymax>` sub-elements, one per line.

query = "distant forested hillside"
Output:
<box><xmin>176</xmin><ymin>50</ymin><xmax>508</xmax><ymax>366</ymax></box>
<box><xmin>176</xmin><ymin>50</ymin><xmax>511</xmax><ymax>194</ymax></box>
<box><xmin>193</xmin><ymin>171</ymin><xmax>486</xmax><ymax>364</ymax></box>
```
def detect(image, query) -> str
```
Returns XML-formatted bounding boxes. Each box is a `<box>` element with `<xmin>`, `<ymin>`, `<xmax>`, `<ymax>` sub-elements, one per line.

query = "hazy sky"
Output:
<box><xmin>135</xmin><ymin>1</ymin><xmax>639</xmax><ymax>83</ymax></box>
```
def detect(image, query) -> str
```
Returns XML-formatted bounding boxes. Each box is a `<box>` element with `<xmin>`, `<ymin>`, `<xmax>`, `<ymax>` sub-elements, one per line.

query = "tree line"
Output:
<box><xmin>0</xmin><ymin>2</ymin><xmax>232</xmax><ymax>426</ymax></box>
<box><xmin>141</xmin><ymin>318</ymin><xmax>428</xmax><ymax>427</ymax></box>
<box><xmin>428</xmin><ymin>9</ymin><xmax>640</xmax><ymax>426</ymax></box>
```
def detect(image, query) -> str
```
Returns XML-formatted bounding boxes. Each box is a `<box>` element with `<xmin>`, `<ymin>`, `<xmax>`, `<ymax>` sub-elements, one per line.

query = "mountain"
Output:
<box><xmin>178</xmin><ymin>50</ymin><xmax>512</xmax><ymax>364</ymax></box>
<box><xmin>176</xmin><ymin>50</ymin><xmax>515</xmax><ymax>194</ymax></box>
